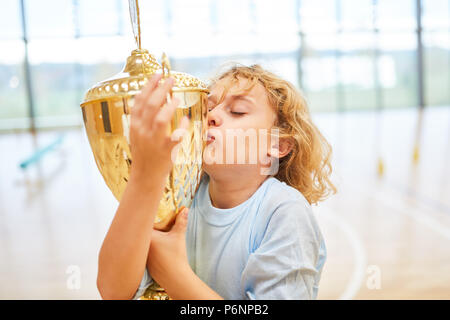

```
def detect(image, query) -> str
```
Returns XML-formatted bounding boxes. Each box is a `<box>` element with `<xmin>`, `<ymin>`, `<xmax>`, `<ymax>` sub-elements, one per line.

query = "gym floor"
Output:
<box><xmin>0</xmin><ymin>106</ymin><xmax>449</xmax><ymax>299</ymax></box>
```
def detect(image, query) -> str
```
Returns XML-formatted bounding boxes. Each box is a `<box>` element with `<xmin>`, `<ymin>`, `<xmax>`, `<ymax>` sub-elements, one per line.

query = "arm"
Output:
<box><xmin>97</xmin><ymin>174</ymin><xmax>166</xmax><ymax>300</ymax></box>
<box><xmin>159</xmin><ymin>264</ymin><xmax>224</xmax><ymax>300</ymax></box>
<box><xmin>145</xmin><ymin>208</ymin><xmax>224</xmax><ymax>300</ymax></box>
<box><xmin>97</xmin><ymin>74</ymin><xmax>189</xmax><ymax>300</ymax></box>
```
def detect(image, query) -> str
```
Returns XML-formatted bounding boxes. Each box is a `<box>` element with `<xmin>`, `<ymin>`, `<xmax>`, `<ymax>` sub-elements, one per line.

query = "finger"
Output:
<box><xmin>159</xmin><ymin>97</ymin><xmax>180</xmax><ymax>123</ymax></box>
<box><xmin>139</xmin><ymin>75</ymin><xmax>168</xmax><ymax>127</ymax></box>
<box><xmin>171</xmin><ymin>207</ymin><xmax>189</xmax><ymax>234</ymax></box>
<box><xmin>133</xmin><ymin>74</ymin><xmax>162</xmax><ymax>118</ymax></box>
<box><xmin>131</xmin><ymin>74</ymin><xmax>162</xmax><ymax>130</ymax></box>
<box><xmin>129</xmin><ymin>110</ymin><xmax>141</xmax><ymax>133</ymax></box>
<box><xmin>130</xmin><ymin>94</ymin><xmax>142</xmax><ymax>125</ymax></box>
<box><xmin>129</xmin><ymin>99</ymin><xmax>143</xmax><ymax>133</ymax></box>
<box><xmin>178</xmin><ymin>115</ymin><xmax>190</xmax><ymax>132</ymax></box>
<box><xmin>153</xmin><ymin>97</ymin><xmax>179</xmax><ymax>136</ymax></box>
<box><xmin>141</xmin><ymin>78</ymin><xmax>175</xmax><ymax>129</ymax></box>
<box><xmin>145</xmin><ymin>77</ymin><xmax>175</xmax><ymax>113</ymax></box>
<box><xmin>135</xmin><ymin>74</ymin><xmax>162</xmax><ymax>107</ymax></box>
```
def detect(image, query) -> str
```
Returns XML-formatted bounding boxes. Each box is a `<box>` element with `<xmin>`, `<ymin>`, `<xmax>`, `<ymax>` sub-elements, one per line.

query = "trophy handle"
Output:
<box><xmin>161</xmin><ymin>52</ymin><xmax>171</xmax><ymax>78</ymax></box>
<box><xmin>161</xmin><ymin>52</ymin><xmax>173</xmax><ymax>103</ymax></box>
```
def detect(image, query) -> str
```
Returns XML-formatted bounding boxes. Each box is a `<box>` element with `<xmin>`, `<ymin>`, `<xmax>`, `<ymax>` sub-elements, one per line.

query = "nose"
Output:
<box><xmin>208</xmin><ymin>107</ymin><xmax>222</xmax><ymax>127</ymax></box>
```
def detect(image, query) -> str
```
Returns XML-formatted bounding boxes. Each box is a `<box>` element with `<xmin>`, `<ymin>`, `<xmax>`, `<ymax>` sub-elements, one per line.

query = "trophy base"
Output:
<box><xmin>139</xmin><ymin>282</ymin><xmax>171</xmax><ymax>300</ymax></box>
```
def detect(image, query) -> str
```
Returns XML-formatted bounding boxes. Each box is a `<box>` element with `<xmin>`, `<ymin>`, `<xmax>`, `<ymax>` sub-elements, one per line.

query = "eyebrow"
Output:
<box><xmin>208</xmin><ymin>93</ymin><xmax>256</xmax><ymax>107</ymax></box>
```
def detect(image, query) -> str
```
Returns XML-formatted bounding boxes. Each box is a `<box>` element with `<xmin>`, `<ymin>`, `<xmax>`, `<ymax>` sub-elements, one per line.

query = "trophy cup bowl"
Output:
<box><xmin>80</xmin><ymin>48</ymin><xmax>208</xmax><ymax>299</ymax></box>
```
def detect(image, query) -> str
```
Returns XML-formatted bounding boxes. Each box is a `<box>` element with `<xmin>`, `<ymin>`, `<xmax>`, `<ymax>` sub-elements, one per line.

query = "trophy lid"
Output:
<box><xmin>81</xmin><ymin>50</ymin><xmax>208</xmax><ymax>106</ymax></box>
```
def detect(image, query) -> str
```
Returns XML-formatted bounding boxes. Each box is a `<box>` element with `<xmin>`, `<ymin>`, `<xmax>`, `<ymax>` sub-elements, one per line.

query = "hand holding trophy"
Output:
<box><xmin>80</xmin><ymin>0</ymin><xmax>208</xmax><ymax>300</ymax></box>
<box><xmin>129</xmin><ymin>74</ymin><xmax>189</xmax><ymax>185</ymax></box>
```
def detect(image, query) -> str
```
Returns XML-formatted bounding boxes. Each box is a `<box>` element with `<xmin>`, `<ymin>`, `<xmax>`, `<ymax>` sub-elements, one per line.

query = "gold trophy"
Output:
<box><xmin>80</xmin><ymin>0</ymin><xmax>208</xmax><ymax>299</ymax></box>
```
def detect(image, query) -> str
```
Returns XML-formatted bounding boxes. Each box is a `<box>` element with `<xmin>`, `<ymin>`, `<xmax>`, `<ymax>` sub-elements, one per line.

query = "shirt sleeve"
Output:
<box><xmin>131</xmin><ymin>268</ymin><xmax>154</xmax><ymax>300</ymax></box>
<box><xmin>240</xmin><ymin>201</ymin><xmax>326</xmax><ymax>300</ymax></box>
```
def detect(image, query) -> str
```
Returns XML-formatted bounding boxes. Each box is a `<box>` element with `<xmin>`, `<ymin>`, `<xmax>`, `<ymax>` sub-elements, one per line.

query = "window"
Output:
<box><xmin>0</xmin><ymin>40</ymin><xmax>28</xmax><ymax>129</ymax></box>
<box><xmin>423</xmin><ymin>0</ymin><xmax>450</xmax><ymax>107</ymax></box>
<box><xmin>1</xmin><ymin>0</ymin><xmax>448</xmax><ymax>131</ymax></box>
<box><xmin>0</xmin><ymin>1</ymin><xmax>28</xmax><ymax>129</ymax></box>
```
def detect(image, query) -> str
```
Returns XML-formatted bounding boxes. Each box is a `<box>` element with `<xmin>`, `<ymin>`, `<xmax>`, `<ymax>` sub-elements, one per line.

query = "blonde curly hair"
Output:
<box><xmin>209</xmin><ymin>64</ymin><xmax>337</xmax><ymax>205</ymax></box>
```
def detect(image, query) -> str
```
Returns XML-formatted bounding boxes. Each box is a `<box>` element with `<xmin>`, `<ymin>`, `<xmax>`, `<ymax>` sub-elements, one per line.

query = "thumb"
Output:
<box><xmin>171</xmin><ymin>207</ymin><xmax>189</xmax><ymax>234</ymax></box>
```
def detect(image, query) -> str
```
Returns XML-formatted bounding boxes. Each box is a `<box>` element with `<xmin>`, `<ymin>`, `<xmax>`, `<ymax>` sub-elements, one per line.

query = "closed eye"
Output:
<box><xmin>230</xmin><ymin>111</ymin><xmax>246</xmax><ymax>116</ymax></box>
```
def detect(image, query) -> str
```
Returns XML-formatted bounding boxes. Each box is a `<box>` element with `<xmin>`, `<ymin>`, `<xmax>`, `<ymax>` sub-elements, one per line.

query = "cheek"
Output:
<box><xmin>204</xmin><ymin>113</ymin><xmax>275</xmax><ymax>166</ymax></box>
<box><xmin>229</xmin><ymin>114</ymin><xmax>267</xmax><ymax>130</ymax></box>
<box><xmin>227</xmin><ymin>114</ymin><xmax>274</xmax><ymax>150</ymax></box>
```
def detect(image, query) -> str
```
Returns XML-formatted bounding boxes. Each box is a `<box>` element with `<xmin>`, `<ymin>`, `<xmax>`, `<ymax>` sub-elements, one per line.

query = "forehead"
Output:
<box><xmin>208</xmin><ymin>76</ymin><xmax>268</xmax><ymax>103</ymax></box>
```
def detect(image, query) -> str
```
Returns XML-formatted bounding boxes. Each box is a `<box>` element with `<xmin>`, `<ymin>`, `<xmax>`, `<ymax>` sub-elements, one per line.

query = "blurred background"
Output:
<box><xmin>0</xmin><ymin>0</ymin><xmax>449</xmax><ymax>299</ymax></box>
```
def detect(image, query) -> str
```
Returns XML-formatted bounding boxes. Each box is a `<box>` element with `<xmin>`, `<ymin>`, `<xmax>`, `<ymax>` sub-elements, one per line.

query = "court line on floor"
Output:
<box><xmin>371</xmin><ymin>189</ymin><xmax>450</xmax><ymax>241</ymax></box>
<box><xmin>318</xmin><ymin>206</ymin><xmax>367</xmax><ymax>300</ymax></box>
<box><xmin>343</xmin><ymin>180</ymin><xmax>450</xmax><ymax>241</ymax></box>
<box><xmin>387</xmin><ymin>179</ymin><xmax>450</xmax><ymax>216</ymax></box>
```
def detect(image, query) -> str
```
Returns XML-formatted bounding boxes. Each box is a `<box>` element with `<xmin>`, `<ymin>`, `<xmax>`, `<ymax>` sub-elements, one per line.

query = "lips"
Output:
<box><xmin>206</xmin><ymin>131</ymin><xmax>215</xmax><ymax>145</ymax></box>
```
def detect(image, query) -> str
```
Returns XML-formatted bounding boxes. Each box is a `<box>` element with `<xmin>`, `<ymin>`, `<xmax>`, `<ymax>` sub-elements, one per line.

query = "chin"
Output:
<box><xmin>202</xmin><ymin>162</ymin><xmax>225</xmax><ymax>179</ymax></box>
<box><xmin>202</xmin><ymin>162</ymin><xmax>261</xmax><ymax>181</ymax></box>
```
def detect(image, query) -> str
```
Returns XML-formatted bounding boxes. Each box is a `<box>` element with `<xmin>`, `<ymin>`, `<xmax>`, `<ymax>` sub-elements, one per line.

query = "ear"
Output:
<box><xmin>268</xmin><ymin>137</ymin><xmax>294</xmax><ymax>159</ymax></box>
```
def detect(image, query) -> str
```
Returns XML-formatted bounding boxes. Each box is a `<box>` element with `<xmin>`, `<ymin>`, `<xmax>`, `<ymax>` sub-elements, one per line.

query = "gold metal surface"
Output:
<box><xmin>80</xmin><ymin>0</ymin><xmax>208</xmax><ymax>300</ymax></box>
<box><xmin>140</xmin><ymin>282</ymin><xmax>172</xmax><ymax>300</ymax></box>
<box><xmin>129</xmin><ymin>0</ymin><xmax>142</xmax><ymax>50</ymax></box>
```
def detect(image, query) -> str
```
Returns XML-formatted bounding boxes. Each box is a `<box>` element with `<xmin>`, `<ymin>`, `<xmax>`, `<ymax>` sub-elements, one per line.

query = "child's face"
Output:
<box><xmin>203</xmin><ymin>76</ymin><xmax>278</xmax><ymax>177</ymax></box>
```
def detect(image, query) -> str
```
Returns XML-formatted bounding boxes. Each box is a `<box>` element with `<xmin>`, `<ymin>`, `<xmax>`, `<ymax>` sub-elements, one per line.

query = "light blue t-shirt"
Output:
<box><xmin>133</xmin><ymin>174</ymin><xmax>326</xmax><ymax>300</ymax></box>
